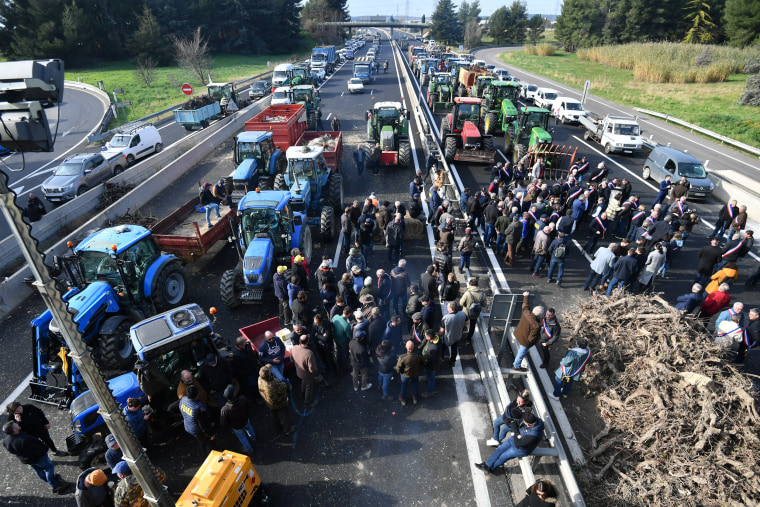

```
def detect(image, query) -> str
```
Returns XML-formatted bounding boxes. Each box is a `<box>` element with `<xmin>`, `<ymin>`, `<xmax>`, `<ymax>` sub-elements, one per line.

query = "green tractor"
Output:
<box><xmin>364</xmin><ymin>101</ymin><xmax>412</xmax><ymax>167</ymax></box>
<box><xmin>503</xmin><ymin>106</ymin><xmax>554</xmax><ymax>164</ymax></box>
<box><xmin>469</xmin><ymin>74</ymin><xmax>496</xmax><ymax>98</ymax></box>
<box><xmin>481</xmin><ymin>80</ymin><xmax>521</xmax><ymax>135</ymax></box>
<box><xmin>427</xmin><ymin>72</ymin><xmax>455</xmax><ymax>113</ymax></box>
<box><xmin>290</xmin><ymin>65</ymin><xmax>315</xmax><ymax>86</ymax></box>
<box><xmin>207</xmin><ymin>81</ymin><xmax>250</xmax><ymax>114</ymax></box>
<box><xmin>290</xmin><ymin>85</ymin><xmax>320</xmax><ymax>130</ymax></box>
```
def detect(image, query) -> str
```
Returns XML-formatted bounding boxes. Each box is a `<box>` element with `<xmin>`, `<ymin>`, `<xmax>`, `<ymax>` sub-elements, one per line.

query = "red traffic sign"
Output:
<box><xmin>181</xmin><ymin>83</ymin><xmax>194</xmax><ymax>95</ymax></box>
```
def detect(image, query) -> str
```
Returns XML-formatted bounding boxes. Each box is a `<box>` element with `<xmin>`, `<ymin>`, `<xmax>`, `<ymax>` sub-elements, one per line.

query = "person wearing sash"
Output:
<box><xmin>584</xmin><ymin>211</ymin><xmax>607</xmax><ymax>254</ymax></box>
<box><xmin>714</xmin><ymin>313</ymin><xmax>744</xmax><ymax>352</ymax></box>
<box><xmin>538</xmin><ymin>309</ymin><xmax>561</xmax><ymax>369</ymax></box>
<box><xmin>549</xmin><ymin>337</ymin><xmax>591</xmax><ymax>401</ymax></box>
<box><xmin>710</xmin><ymin>200</ymin><xmax>739</xmax><ymax>240</ymax></box>
<box><xmin>735</xmin><ymin>308</ymin><xmax>759</xmax><ymax>364</ymax></box>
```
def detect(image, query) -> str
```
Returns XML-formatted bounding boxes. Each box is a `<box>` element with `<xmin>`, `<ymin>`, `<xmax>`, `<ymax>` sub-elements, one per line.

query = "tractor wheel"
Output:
<box><xmin>298</xmin><ymin>224</ymin><xmax>313</xmax><ymax>263</ymax></box>
<box><xmin>320</xmin><ymin>206</ymin><xmax>336</xmax><ymax>241</ymax></box>
<box><xmin>513</xmin><ymin>144</ymin><xmax>527</xmax><ymax>165</ymax></box>
<box><xmin>483</xmin><ymin>136</ymin><xmax>494</xmax><ymax>152</ymax></box>
<box><xmin>484</xmin><ymin>112</ymin><xmax>498</xmax><ymax>135</ymax></box>
<box><xmin>96</xmin><ymin>320</ymin><xmax>134</xmax><ymax>370</ymax></box>
<box><xmin>308</xmin><ymin>111</ymin><xmax>317</xmax><ymax>131</ymax></box>
<box><xmin>364</xmin><ymin>143</ymin><xmax>380</xmax><ymax>168</ymax></box>
<box><xmin>152</xmin><ymin>262</ymin><xmax>187</xmax><ymax>312</ymax></box>
<box><xmin>429</xmin><ymin>92</ymin><xmax>438</xmax><ymax>108</ymax></box>
<box><xmin>220</xmin><ymin>269</ymin><xmax>244</xmax><ymax>309</ymax></box>
<box><xmin>440</xmin><ymin>116</ymin><xmax>451</xmax><ymax>137</ymax></box>
<box><xmin>258</xmin><ymin>176</ymin><xmax>273</xmax><ymax>190</ymax></box>
<box><xmin>274</xmin><ymin>173</ymin><xmax>287</xmax><ymax>190</ymax></box>
<box><xmin>444</xmin><ymin>136</ymin><xmax>457</xmax><ymax>162</ymax></box>
<box><xmin>503</xmin><ymin>133</ymin><xmax>514</xmax><ymax>156</ymax></box>
<box><xmin>327</xmin><ymin>173</ymin><xmax>344</xmax><ymax>211</ymax></box>
<box><xmin>398</xmin><ymin>141</ymin><xmax>412</xmax><ymax>167</ymax></box>
<box><xmin>273</xmin><ymin>151</ymin><xmax>287</xmax><ymax>175</ymax></box>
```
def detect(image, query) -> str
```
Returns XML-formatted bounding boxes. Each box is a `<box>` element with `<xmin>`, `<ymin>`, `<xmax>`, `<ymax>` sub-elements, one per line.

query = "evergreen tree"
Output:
<box><xmin>683</xmin><ymin>0</ymin><xmax>718</xmax><ymax>43</ymax></box>
<box><xmin>526</xmin><ymin>14</ymin><xmax>545</xmax><ymax>42</ymax></box>
<box><xmin>724</xmin><ymin>0</ymin><xmax>760</xmax><ymax>47</ymax></box>
<box><xmin>127</xmin><ymin>6</ymin><xmax>170</xmax><ymax>64</ymax></box>
<box><xmin>502</xmin><ymin>1</ymin><xmax>528</xmax><ymax>44</ymax></box>
<box><xmin>488</xmin><ymin>7</ymin><xmax>509</xmax><ymax>44</ymax></box>
<box><xmin>429</xmin><ymin>0</ymin><xmax>461</xmax><ymax>45</ymax></box>
<box><xmin>554</xmin><ymin>0</ymin><xmax>604</xmax><ymax>50</ymax></box>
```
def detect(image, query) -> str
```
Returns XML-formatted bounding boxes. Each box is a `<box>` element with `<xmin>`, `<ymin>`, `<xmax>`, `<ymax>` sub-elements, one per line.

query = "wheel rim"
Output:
<box><xmin>155</xmin><ymin>143</ymin><xmax>163</xmax><ymax>152</ymax></box>
<box><xmin>127</xmin><ymin>155</ymin><xmax>135</xmax><ymax>164</ymax></box>
<box><xmin>117</xmin><ymin>326</ymin><xmax>134</xmax><ymax>361</ymax></box>
<box><xmin>164</xmin><ymin>272</ymin><xmax>185</xmax><ymax>304</ymax></box>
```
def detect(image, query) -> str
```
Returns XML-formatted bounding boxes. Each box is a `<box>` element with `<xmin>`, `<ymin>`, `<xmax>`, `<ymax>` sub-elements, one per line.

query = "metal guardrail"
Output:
<box><xmin>634</xmin><ymin>108</ymin><xmax>760</xmax><ymax>159</ymax></box>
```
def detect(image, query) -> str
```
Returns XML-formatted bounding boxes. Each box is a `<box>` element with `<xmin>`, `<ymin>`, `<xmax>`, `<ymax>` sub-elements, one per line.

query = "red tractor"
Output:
<box><xmin>439</xmin><ymin>97</ymin><xmax>495</xmax><ymax>164</ymax></box>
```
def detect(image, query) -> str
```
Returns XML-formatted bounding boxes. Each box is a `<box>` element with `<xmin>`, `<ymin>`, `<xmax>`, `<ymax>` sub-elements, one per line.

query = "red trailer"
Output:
<box><xmin>151</xmin><ymin>195</ymin><xmax>235</xmax><ymax>264</ymax></box>
<box><xmin>296</xmin><ymin>131</ymin><xmax>343</xmax><ymax>172</ymax></box>
<box><xmin>244</xmin><ymin>104</ymin><xmax>308</xmax><ymax>151</ymax></box>
<box><xmin>239</xmin><ymin>317</ymin><xmax>294</xmax><ymax>371</ymax></box>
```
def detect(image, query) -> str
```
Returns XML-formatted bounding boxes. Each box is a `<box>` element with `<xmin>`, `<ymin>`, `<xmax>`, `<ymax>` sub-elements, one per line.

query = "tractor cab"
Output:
<box><xmin>451</xmin><ymin>98</ymin><xmax>483</xmax><ymax>132</ymax></box>
<box><xmin>472</xmin><ymin>75</ymin><xmax>495</xmax><ymax>98</ymax></box>
<box><xmin>434</xmin><ymin>73</ymin><xmax>452</xmax><ymax>86</ymax></box>
<box><xmin>207</xmin><ymin>82</ymin><xmax>241</xmax><ymax>114</ymax></box>
<box><xmin>290</xmin><ymin>66</ymin><xmax>313</xmax><ymax>86</ymax></box>
<box><xmin>232</xmin><ymin>131</ymin><xmax>286</xmax><ymax>198</ymax></box>
<box><xmin>517</xmin><ymin>106</ymin><xmax>553</xmax><ymax>146</ymax></box>
<box><xmin>290</xmin><ymin>85</ymin><xmax>318</xmax><ymax>108</ymax></box>
<box><xmin>284</xmin><ymin>145</ymin><xmax>331</xmax><ymax>214</ymax></box>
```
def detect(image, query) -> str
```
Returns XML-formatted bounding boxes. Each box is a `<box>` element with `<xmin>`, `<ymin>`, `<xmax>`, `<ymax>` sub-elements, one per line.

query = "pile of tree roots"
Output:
<box><xmin>567</xmin><ymin>292</ymin><xmax>760</xmax><ymax>506</ymax></box>
<box><xmin>306</xmin><ymin>134</ymin><xmax>338</xmax><ymax>150</ymax></box>
<box><xmin>178</xmin><ymin>95</ymin><xmax>215</xmax><ymax>110</ymax></box>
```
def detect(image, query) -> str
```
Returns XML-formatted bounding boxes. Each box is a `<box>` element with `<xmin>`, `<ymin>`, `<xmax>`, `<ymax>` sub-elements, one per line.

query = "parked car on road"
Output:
<box><xmin>642</xmin><ymin>146</ymin><xmax>714</xmax><ymax>199</ymax></box>
<box><xmin>102</xmin><ymin>123</ymin><xmax>162</xmax><ymax>166</ymax></box>
<box><xmin>521</xmin><ymin>84</ymin><xmax>538</xmax><ymax>102</ymax></box>
<box><xmin>42</xmin><ymin>152</ymin><xmax>128</xmax><ymax>203</ymax></box>
<box><xmin>250</xmin><ymin>80</ymin><xmax>272</xmax><ymax>100</ymax></box>
<box><xmin>534</xmin><ymin>88</ymin><xmax>560</xmax><ymax>111</ymax></box>
<box><xmin>347</xmin><ymin>78</ymin><xmax>364</xmax><ymax>94</ymax></box>
<box><xmin>271</xmin><ymin>87</ymin><xmax>291</xmax><ymax>105</ymax></box>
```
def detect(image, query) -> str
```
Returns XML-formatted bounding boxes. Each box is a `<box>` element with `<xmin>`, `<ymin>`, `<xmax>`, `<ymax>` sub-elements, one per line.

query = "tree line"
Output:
<box><xmin>555</xmin><ymin>0</ymin><xmax>759</xmax><ymax>50</ymax></box>
<box><xmin>0</xmin><ymin>0</ymin><xmax>349</xmax><ymax>65</ymax></box>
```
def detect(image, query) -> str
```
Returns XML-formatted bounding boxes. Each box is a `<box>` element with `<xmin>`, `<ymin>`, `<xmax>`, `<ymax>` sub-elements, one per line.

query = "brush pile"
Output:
<box><xmin>178</xmin><ymin>95</ymin><xmax>215</xmax><ymax>110</ymax></box>
<box><xmin>567</xmin><ymin>293</ymin><xmax>760</xmax><ymax>506</ymax></box>
<box><xmin>306</xmin><ymin>134</ymin><xmax>338</xmax><ymax>150</ymax></box>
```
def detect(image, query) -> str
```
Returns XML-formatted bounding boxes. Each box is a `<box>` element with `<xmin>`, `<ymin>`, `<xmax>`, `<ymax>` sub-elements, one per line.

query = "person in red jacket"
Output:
<box><xmin>698</xmin><ymin>282</ymin><xmax>731</xmax><ymax>322</ymax></box>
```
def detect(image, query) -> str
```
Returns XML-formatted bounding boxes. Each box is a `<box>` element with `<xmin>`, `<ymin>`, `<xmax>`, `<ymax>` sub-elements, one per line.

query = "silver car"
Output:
<box><xmin>642</xmin><ymin>146</ymin><xmax>715</xmax><ymax>199</ymax></box>
<box><xmin>41</xmin><ymin>153</ymin><xmax>125</xmax><ymax>203</ymax></box>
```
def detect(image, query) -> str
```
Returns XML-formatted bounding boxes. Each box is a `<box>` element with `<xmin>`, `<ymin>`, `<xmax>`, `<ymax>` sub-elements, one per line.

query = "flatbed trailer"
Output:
<box><xmin>297</xmin><ymin>131</ymin><xmax>344</xmax><ymax>172</ymax></box>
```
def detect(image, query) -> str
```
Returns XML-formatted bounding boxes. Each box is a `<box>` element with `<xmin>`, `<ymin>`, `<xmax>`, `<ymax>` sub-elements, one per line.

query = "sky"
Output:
<box><xmin>345</xmin><ymin>0</ymin><xmax>562</xmax><ymax>18</ymax></box>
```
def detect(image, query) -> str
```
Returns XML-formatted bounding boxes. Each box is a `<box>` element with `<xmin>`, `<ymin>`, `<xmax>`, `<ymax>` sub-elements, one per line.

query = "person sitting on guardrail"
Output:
<box><xmin>487</xmin><ymin>390</ymin><xmax>533</xmax><ymax>447</ymax></box>
<box><xmin>475</xmin><ymin>411</ymin><xmax>544</xmax><ymax>474</ymax></box>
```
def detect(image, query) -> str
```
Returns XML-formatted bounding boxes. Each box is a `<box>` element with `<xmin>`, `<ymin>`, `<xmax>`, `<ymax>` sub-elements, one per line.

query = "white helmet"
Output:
<box><xmin>597</xmin><ymin>162</ymin><xmax>605</xmax><ymax>169</ymax></box>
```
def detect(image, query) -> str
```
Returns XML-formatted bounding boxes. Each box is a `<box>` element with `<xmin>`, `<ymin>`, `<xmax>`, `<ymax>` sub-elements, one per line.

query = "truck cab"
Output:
<box><xmin>353</xmin><ymin>58</ymin><xmax>373</xmax><ymax>84</ymax></box>
<box><xmin>272</xmin><ymin>63</ymin><xmax>294</xmax><ymax>88</ymax></box>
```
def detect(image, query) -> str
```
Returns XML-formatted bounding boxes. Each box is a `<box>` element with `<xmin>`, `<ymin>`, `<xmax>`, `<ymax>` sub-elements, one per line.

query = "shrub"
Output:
<box><xmin>535</xmin><ymin>43</ymin><xmax>556</xmax><ymax>56</ymax></box>
<box><xmin>524</xmin><ymin>44</ymin><xmax>537</xmax><ymax>55</ymax></box>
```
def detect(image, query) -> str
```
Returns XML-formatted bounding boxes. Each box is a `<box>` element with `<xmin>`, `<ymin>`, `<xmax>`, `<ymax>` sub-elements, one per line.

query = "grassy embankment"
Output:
<box><xmin>499</xmin><ymin>43</ymin><xmax>760</xmax><ymax>150</ymax></box>
<box><xmin>66</xmin><ymin>36</ymin><xmax>317</xmax><ymax>127</ymax></box>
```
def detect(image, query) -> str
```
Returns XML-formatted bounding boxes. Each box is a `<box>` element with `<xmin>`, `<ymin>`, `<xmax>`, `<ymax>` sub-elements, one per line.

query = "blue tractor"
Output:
<box><xmin>68</xmin><ymin>304</ymin><xmax>223</xmax><ymax>467</ymax></box>
<box><xmin>30</xmin><ymin>225</ymin><xmax>187</xmax><ymax>406</ymax></box>
<box><xmin>280</xmin><ymin>144</ymin><xmax>344</xmax><ymax>241</ymax></box>
<box><xmin>220</xmin><ymin>189</ymin><xmax>312</xmax><ymax>308</ymax></box>
<box><xmin>231</xmin><ymin>130</ymin><xmax>288</xmax><ymax>197</ymax></box>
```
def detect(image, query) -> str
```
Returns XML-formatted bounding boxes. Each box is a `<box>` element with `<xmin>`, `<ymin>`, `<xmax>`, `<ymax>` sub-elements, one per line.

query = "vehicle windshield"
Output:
<box><xmin>565</xmin><ymin>102</ymin><xmax>584</xmax><ymax>111</ymax></box>
<box><xmin>207</xmin><ymin>85</ymin><xmax>231</xmax><ymax>100</ymax></box>
<box><xmin>312</xmin><ymin>54</ymin><xmax>326</xmax><ymax>62</ymax></box>
<box><xmin>273</xmin><ymin>70</ymin><xmax>288</xmax><ymax>80</ymax></box>
<box><xmin>545</xmin><ymin>92</ymin><xmax>558</xmax><ymax>100</ymax></box>
<box><xmin>457</xmin><ymin>103</ymin><xmax>480</xmax><ymax>119</ymax></box>
<box><xmin>237</xmin><ymin>142</ymin><xmax>263</xmax><ymax>163</ymax></box>
<box><xmin>242</xmin><ymin>208</ymin><xmax>280</xmax><ymax>246</ymax></box>
<box><xmin>525</xmin><ymin>112</ymin><xmax>549</xmax><ymax>130</ymax></box>
<box><xmin>273</xmin><ymin>90</ymin><xmax>288</xmax><ymax>100</ymax></box>
<box><xmin>678</xmin><ymin>162</ymin><xmax>707</xmax><ymax>178</ymax></box>
<box><xmin>292</xmin><ymin>89</ymin><xmax>311</xmax><ymax>103</ymax></box>
<box><xmin>55</xmin><ymin>162</ymin><xmax>82</xmax><ymax>176</ymax></box>
<box><xmin>356</xmin><ymin>64</ymin><xmax>370</xmax><ymax>73</ymax></box>
<box><xmin>147</xmin><ymin>336</ymin><xmax>215</xmax><ymax>386</ymax></box>
<box><xmin>109</xmin><ymin>135</ymin><xmax>130</xmax><ymax>148</ymax></box>
<box><xmin>527</xmin><ymin>85</ymin><xmax>538</xmax><ymax>92</ymax></box>
<box><xmin>495</xmin><ymin>87</ymin><xmax>517</xmax><ymax>100</ymax></box>
<box><xmin>436</xmin><ymin>75</ymin><xmax>450</xmax><ymax>84</ymax></box>
<box><xmin>80</xmin><ymin>251</ymin><xmax>121</xmax><ymax>286</ymax></box>
<box><xmin>252</xmin><ymin>81</ymin><xmax>266</xmax><ymax>91</ymax></box>
<box><xmin>293</xmin><ymin>69</ymin><xmax>308</xmax><ymax>78</ymax></box>
<box><xmin>290</xmin><ymin>159</ymin><xmax>316</xmax><ymax>180</ymax></box>
<box><xmin>376</xmin><ymin>107</ymin><xmax>400</xmax><ymax>121</ymax></box>
<box><xmin>614</xmin><ymin>124</ymin><xmax>640</xmax><ymax>136</ymax></box>
<box><xmin>79</xmin><ymin>238</ymin><xmax>158</xmax><ymax>297</ymax></box>
<box><xmin>349</xmin><ymin>79</ymin><xmax>362</xmax><ymax>85</ymax></box>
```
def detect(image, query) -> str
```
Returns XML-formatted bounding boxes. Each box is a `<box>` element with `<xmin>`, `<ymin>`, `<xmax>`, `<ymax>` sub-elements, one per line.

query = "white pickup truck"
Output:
<box><xmin>534</xmin><ymin>88</ymin><xmax>559</xmax><ymax>111</ymax></box>
<box><xmin>578</xmin><ymin>113</ymin><xmax>643</xmax><ymax>154</ymax></box>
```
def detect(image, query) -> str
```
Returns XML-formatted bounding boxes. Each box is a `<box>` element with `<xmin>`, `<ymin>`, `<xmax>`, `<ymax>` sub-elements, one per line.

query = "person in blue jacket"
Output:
<box><xmin>549</xmin><ymin>337</ymin><xmax>591</xmax><ymax>401</ymax></box>
<box><xmin>475</xmin><ymin>411</ymin><xmax>545</xmax><ymax>473</ymax></box>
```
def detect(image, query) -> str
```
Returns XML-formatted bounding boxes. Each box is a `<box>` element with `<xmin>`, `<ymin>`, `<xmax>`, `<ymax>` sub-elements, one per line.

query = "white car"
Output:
<box><xmin>311</xmin><ymin>68</ymin><xmax>326</xmax><ymax>82</ymax></box>
<box><xmin>552</xmin><ymin>97</ymin><xmax>587</xmax><ymax>124</ymax></box>
<box><xmin>347</xmin><ymin>78</ymin><xmax>364</xmax><ymax>94</ymax></box>
<box><xmin>521</xmin><ymin>84</ymin><xmax>538</xmax><ymax>102</ymax></box>
<box><xmin>494</xmin><ymin>68</ymin><xmax>510</xmax><ymax>80</ymax></box>
<box><xmin>271</xmin><ymin>86</ymin><xmax>291</xmax><ymax>105</ymax></box>
<box><xmin>534</xmin><ymin>88</ymin><xmax>560</xmax><ymax>110</ymax></box>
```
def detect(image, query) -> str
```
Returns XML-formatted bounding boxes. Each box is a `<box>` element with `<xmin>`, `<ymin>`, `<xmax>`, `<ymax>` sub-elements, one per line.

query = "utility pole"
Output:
<box><xmin>0</xmin><ymin>171</ymin><xmax>173</xmax><ymax>506</ymax></box>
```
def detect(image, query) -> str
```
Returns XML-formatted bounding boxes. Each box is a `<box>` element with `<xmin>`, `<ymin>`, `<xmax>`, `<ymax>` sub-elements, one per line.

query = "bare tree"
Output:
<box><xmin>302</xmin><ymin>0</ymin><xmax>343</xmax><ymax>45</ymax></box>
<box><xmin>134</xmin><ymin>56</ymin><xmax>157</xmax><ymax>87</ymax></box>
<box><xmin>464</xmin><ymin>18</ymin><xmax>482</xmax><ymax>48</ymax></box>
<box><xmin>171</xmin><ymin>27</ymin><xmax>212</xmax><ymax>85</ymax></box>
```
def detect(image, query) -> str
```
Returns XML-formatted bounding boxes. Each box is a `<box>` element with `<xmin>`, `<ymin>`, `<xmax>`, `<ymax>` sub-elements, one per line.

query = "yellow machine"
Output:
<box><xmin>176</xmin><ymin>450</ymin><xmax>269</xmax><ymax>506</ymax></box>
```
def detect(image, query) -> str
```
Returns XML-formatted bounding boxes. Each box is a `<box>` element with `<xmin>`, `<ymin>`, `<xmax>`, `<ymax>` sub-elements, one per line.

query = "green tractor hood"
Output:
<box><xmin>529</xmin><ymin>127</ymin><xmax>553</xmax><ymax>148</ymax></box>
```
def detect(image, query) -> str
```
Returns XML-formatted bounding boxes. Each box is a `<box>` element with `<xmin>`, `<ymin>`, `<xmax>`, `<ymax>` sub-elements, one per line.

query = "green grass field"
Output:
<box><xmin>499</xmin><ymin>50</ymin><xmax>760</xmax><ymax>150</ymax></box>
<box><xmin>66</xmin><ymin>40</ymin><xmax>315</xmax><ymax>126</ymax></box>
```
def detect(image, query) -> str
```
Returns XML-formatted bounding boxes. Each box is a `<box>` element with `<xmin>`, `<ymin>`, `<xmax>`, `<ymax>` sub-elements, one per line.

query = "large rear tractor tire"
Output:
<box><xmin>327</xmin><ymin>173</ymin><xmax>344</xmax><ymax>211</ymax></box>
<box><xmin>152</xmin><ymin>263</ymin><xmax>187</xmax><ymax>312</ymax></box>
<box><xmin>398</xmin><ymin>141</ymin><xmax>412</xmax><ymax>167</ymax></box>
<box><xmin>513</xmin><ymin>144</ymin><xmax>527</xmax><ymax>165</ymax></box>
<box><xmin>444</xmin><ymin>136</ymin><xmax>457</xmax><ymax>162</ymax></box>
<box><xmin>308</xmin><ymin>111</ymin><xmax>317</xmax><ymax>131</ymax></box>
<box><xmin>428</xmin><ymin>92</ymin><xmax>438</xmax><ymax>108</ymax></box>
<box><xmin>484</xmin><ymin>112</ymin><xmax>498</xmax><ymax>135</ymax></box>
<box><xmin>364</xmin><ymin>142</ymin><xmax>380</xmax><ymax>168</ymax></box>
<box><xmin>320</xmin><ymin>206</ymin><xmax>336</xmax><ymax>241</ymax></box>
<box><xmin>273</xmin><ymin>173</ymin><xmax>288</xmax><ymax>190</ymax></box>
<box><xmin>220</xmin><ymin>269</ymin><xmax>244</xmax><ymax>309</ymax></box>
<box><xmin>483</xmin><ymin>136</ymin><xmax>494</xmax><ymax>152</ymax></box>
<box><xmin>96</xmin><ymin>320</ymin><xmax>134</xmax><ymax>370</ymax></box>
<box><xmin>440</xmin><ymin>116</ymin><xmax>451</xmax><ymax>137</ymax></box>
<box><xmin>258</xmin><ymin>176</ymin><xmax>273</xmax><ymax>190</ymax></box>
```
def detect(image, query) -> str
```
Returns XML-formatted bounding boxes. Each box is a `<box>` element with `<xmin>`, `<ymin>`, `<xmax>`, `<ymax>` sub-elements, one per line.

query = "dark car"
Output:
<box><xmin>250</xmin><ymin>80</ymin><xmax>272</xmax><ymax>100</ymax></box>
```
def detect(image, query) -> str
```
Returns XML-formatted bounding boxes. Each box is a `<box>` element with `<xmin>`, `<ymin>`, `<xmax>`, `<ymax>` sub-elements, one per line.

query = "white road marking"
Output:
<box><xmin>61</xmin><ymin>128</ymin><xmax>76</xmax><ymax>137</ymax></box>
<box><xmin>1</xmin><ymin>372</ymin><xmax>33</xmax><ymax>410</ymax></box>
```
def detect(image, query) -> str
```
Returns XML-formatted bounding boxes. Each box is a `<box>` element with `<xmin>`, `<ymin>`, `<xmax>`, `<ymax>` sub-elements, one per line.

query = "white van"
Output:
<box><xmin>272</xmin><ymin>63</ymin><xmax>294</xmax><ymax>87</ymax></box>
<box><xmin>102</xmin><ymin>123</ymin><xmax>162</xmax><ymax>166</ymax></box>
<box><xmin>552</xmin><ymin>97</ymin><xmax>586</xmax><ymax>124</ymax></box>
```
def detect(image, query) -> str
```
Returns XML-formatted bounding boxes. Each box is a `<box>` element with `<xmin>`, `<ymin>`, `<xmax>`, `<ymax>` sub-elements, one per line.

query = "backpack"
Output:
<box><xmin>553</xmin><ymin>243</ymin><xmax>566</xmax><ymax>259</ymax></box>
<box><xmin>467</xmin><ymin>300</ymin><xmax>482</xmax><ymax>319</ymax></box>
